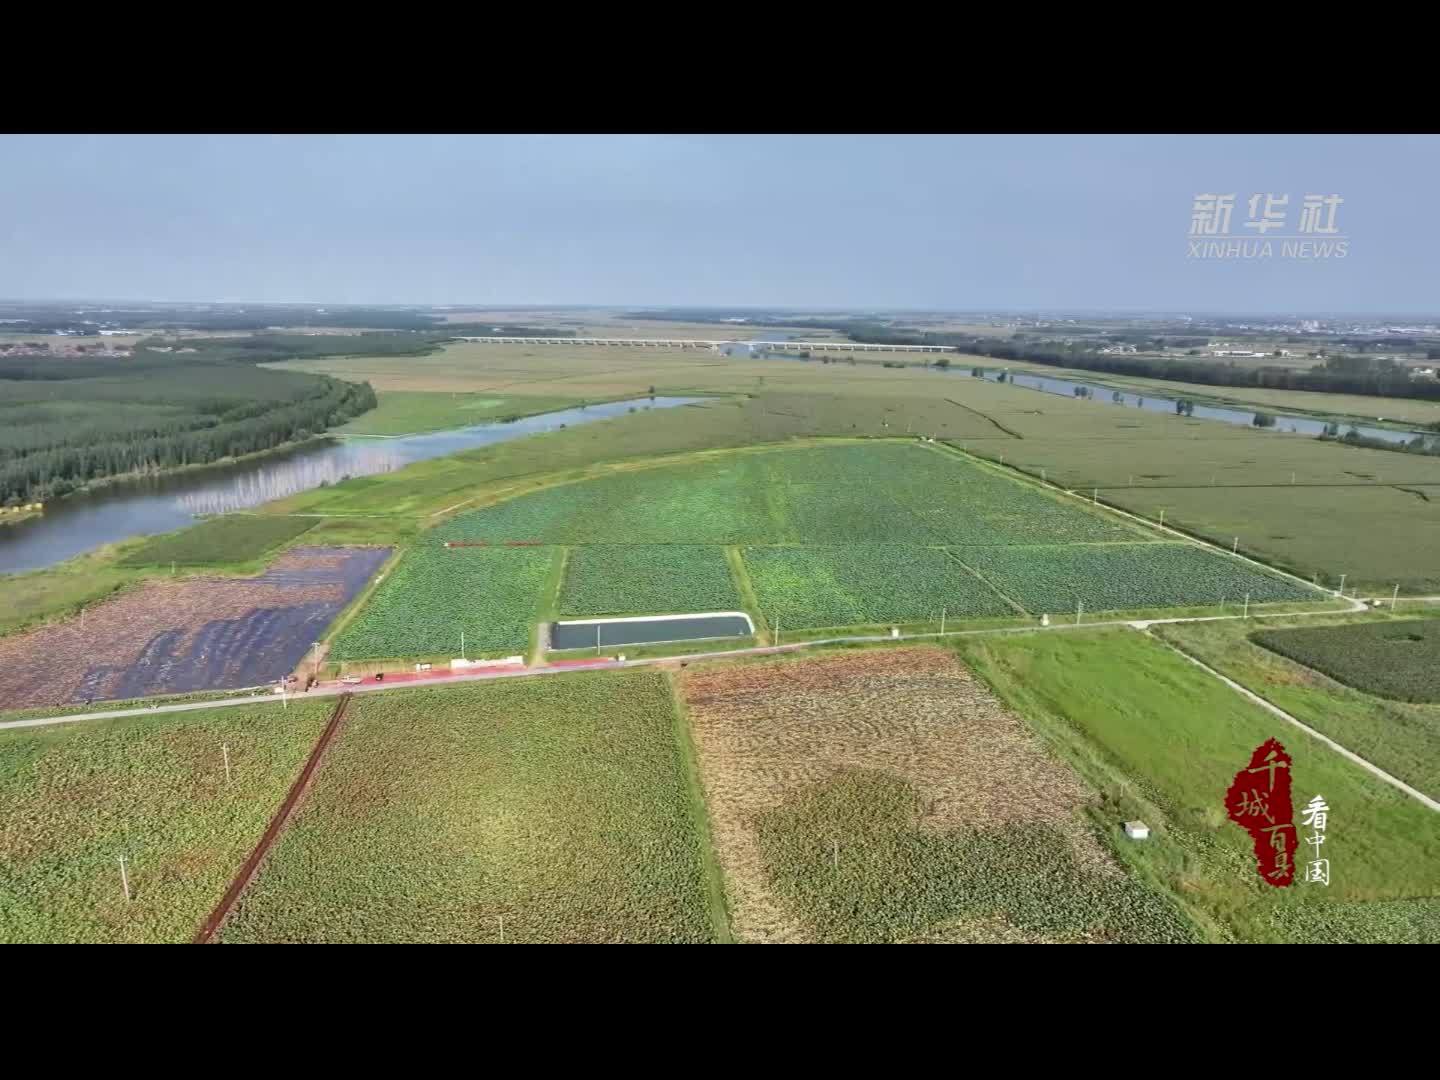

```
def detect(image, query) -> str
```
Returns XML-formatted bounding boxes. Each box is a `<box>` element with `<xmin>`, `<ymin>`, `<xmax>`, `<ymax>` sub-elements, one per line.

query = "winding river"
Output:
<box><xmin>0</xmin><ymin>397</ymin><xmax>701</xmax><ymax>574</ymax></box>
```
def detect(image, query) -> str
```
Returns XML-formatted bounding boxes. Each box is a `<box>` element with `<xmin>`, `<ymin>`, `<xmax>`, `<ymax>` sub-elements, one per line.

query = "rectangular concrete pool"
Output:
<box><xmin>550</xmin><ymin>612</ymin><xmax>755</xmax><ymax>650</ymax></box>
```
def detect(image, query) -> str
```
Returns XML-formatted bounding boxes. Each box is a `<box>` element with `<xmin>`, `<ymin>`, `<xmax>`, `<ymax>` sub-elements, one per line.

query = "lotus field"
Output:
<box><xmin>432</xmin><ymin>443</ymin><xmax>1147</xmax><ymax>546</ymax></box>
<box><xmin>743</xmin><ymin>545</ymin><xmax>1016</xmax><ymax>629</ymax></box>
<box><xmin>219</xmin><ymin>673</ymin><xmax>719</xmax><ymax>943</ymax></box>
<box><xmin>330</xmin><ymin>545</ymin><xmax>554</xmax><ymax>659</ymax></box>
<box><xmin>333</xmin><ymin>442</ymin><xmax>1329</xmax><ymax>652</ymax></box>
<box><xmin>559</xmin><ymin>545</ymin><xmax>740</xmax><ymax>616</ymax></box>
<box><xmin>959</xmin><ymin>542</ymin><xmax>1319</xmax><ymax>616</ymax></box>
<box><xmin>0</xmin><ymin>700</ymin><xmax>333</xmax><ymax>944</ymax></box>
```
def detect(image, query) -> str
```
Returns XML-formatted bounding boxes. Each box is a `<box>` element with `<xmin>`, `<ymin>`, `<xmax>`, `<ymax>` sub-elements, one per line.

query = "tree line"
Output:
<box><xmin>1</xmin><ymin>348</ymin><xmax>376</xmax><ymax>504</ymax></box>
<box><xmin>844</xmin><ymin>329</ymin><xmax>1440</xmax><ymax>404</ymax></box>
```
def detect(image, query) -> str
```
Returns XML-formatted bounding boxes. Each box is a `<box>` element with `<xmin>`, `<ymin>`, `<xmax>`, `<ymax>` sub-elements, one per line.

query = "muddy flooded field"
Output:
<box><xmin>0</xmin><ymin>547</ymin><xmax>390</xmax><ymax>709</ymax></box>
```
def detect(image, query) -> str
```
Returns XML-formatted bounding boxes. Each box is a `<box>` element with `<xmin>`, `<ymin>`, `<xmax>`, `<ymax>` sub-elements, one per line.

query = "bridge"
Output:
<box><xmin>455</xmin><ymin>336</ymin><xmax>958</xmax><ymax>354</ymax></box>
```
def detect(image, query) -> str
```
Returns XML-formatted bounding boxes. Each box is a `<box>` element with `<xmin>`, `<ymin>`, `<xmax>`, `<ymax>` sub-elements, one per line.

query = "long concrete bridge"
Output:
<box><xmin>455</xmin><ymin>336</ymin><xmax>957</xmax><ymax>354</ymax></box>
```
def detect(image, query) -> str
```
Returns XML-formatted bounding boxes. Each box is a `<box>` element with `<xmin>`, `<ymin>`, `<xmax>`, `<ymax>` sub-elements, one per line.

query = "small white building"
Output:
<box><xmin>1123</xmin><ymin>821</ymin><xmax>1150</xmax><ymax>841</ymax></box>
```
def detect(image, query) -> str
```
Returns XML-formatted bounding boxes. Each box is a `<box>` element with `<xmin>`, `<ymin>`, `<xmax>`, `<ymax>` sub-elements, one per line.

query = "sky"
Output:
<box><xmin>0</xmin><ymin>134</ymin><xmax>1435</xmax><ymax>314</ymax></box>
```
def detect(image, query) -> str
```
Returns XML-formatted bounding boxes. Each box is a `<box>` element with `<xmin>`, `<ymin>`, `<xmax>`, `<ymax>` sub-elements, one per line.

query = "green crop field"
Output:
<box><xmin>559</xmin><ymin>544</ymin><xmax>740</xmax><ymax>616</ymax></box>
<box><xmin>330</xmin><ymin>544</ymin><xmax>554</xmax><ymax>659</ymax></box>
<box><xmin>954</xmin><ymin>629</ymin><xmax>1440</xmax><ymax>943</ymax></box>
<box><xmin>434</xmin><ymin>442</ymin><xmax>1144</xmax><ymax>547</ymax></box>
<box><xmin>1155</xmin><ymin>616</ymin><xmax>1440</xmax><ymax>799</ymax></box>
<box><xmin>743</xmin><ymin>545</ymin><xmax>1016</xmax><ymax>629</ymax></box>
<box><xmin>0</xmin><ymin>699</ymin><xmax>332</xmax><ymax>944</ymax></box>
<box><xmin>959</xmin><ymin>542</ymin><xmax>1320</xmax><ymax>615</ymax></box>
<box><xmin>118</xmin><ymin>515</ymin><xmax>317</xmax><ymax>567</ymax></box>
<box><xmin>1251</xmin><ymin>619</ymin><xmax>1440</xmax><ymax>704</ymax></box>
<box><xmin>219</xmin><ymin>673</ymin><xmax>720</xmax><ymax>943</ymax></box>
<box><xmin>330</xmin><ymin>441</ymin><xmax>1335</xmax><ymax>650</ymax></box>
<box><xmin>335</xmin><ymin>390</ymin><xmax>588</xmax><ymax>436</ymax></box>
<box><xmin>232</xmin><ymin>342</ymin><xmax>1440</xmax><ymax>595</ymax></box>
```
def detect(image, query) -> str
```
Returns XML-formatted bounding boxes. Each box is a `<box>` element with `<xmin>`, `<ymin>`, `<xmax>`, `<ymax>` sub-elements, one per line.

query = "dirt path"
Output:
<box><xmin>192</xmin><ymin>693</ymin><xmax>355</xmax><ymax>943</ymax></box>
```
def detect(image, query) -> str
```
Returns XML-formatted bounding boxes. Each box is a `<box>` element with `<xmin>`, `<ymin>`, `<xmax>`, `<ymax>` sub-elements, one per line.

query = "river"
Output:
<box><xmin>0</xmin><ymin>397</ymin><xmax>701</xmax><ymax>574</ymax></box>
<box><xmin>754</xmin><ymin>346</ymin><xmax>1435</xmax><ymax>445</ymax></box>
<box><xmin>971</xmin><ymin>368</ymin><xmax>1437</xmax><ymax>445</ymax></box>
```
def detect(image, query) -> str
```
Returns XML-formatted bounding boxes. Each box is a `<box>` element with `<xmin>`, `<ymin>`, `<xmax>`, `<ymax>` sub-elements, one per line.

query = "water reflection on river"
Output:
<box><xmin>0</xmin><ymin>396</ymin><xmax>701</xmax><ymax>574</ymax></box>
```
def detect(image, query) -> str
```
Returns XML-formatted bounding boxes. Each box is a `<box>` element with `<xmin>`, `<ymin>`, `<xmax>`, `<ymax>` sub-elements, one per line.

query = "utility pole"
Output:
<box><xmin>1093</xmin><ymin>488</ymin><xmax>1098</xmax><ymax>504</ymax></box>
<box><xmin>498</xmin><ymin>915</ymin><xmax>505</xmax><ymax>944</ymax></box>
<box><xmin>222</xmin><ymin>743</ymin><xmax>231</xmax><ymax>784</ymax></box>
<box><xmin>1159</xmin><ymin>508</ymin><xmax>1165</xmax><ymax>528</ymax></box>
<box><xmin>1076</xmin><ymin>599</ymin><xmax>1083</xmax><ymax>626</ymax></box>
<box><xmin>1232</xmin><ymin>536</ymin><xmax>1239</xmax><ymax>554</ymax></box>
<box><xmin>462</xmin><ymin>630</ymin><xmax>466</xmax><ymax>661</ymax></box>
<box><xmin>1392</xmin><ymin>583</ymin><xmax>1400</xmax><ymax>609</ymax></box>
<box><xmin>940</xmin><ymin>607</ymin><xmax>946</xmax><ymax>636</ymax></box>
<box><xmin>1338</xmin><ymin>573</ymin><xmax>1347</xmax><ymax>597</ymax></box>
<box><xmin>1243</xmin><ymin>593</ymin><xmax>1250</xmax><ymax>619</ymax></box>
<box><xmin>832</xmin><ymin>839</ymin><xmax>839</xmax><ymax>870</ymax></box>
<box><xmin>311</xmin><ymin>641</ymin><xmax>321</xmax><ymax>681</ymax></box>
<box><xmin>119</xmin><ymin>854</ymin><xmax>131</xmax><ymax>902</ymax></box>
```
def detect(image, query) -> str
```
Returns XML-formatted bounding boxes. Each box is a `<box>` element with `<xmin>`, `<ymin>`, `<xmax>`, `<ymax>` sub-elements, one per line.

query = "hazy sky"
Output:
<box><xmin>1</xmin><ymin>134</ymin><xmax>1434</xmax><ymax>313</ymax></box>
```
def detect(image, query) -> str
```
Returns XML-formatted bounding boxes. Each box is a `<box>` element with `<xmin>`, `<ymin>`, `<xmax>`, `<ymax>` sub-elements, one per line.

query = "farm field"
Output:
<box><xmin>558</xmin><ymin>544</ymin><xmax>741</xmax><ymax>616</ymax></box>
<box><xmin>0</xmin><ymin>699</ymin><xmax>332</xmax><ymax>943</ymax></box>
<box><xmin>1250</xmin><ymin>619</ymin><xmax>1440</xmax><ymax>704</ymax></box>
<box><xmin>744</xmin><ymin>545</ymin><xmax>1017</xmax><ymax>628</ymax></box>
<box><xmin>329</xmin><ymin>441</ymin><xmax>1331</xmax><ymax>653</ymax></box>
<box><xmin>0</xmin><ymin>543</ymin><xmax>139</xmax><ymax>637</ymax></box>
<box><xmin>335</xmin><ymin>390</ymin><xmax>587</xmax><ymax>436</ymax></box>
<box><xmin>1156</xmin><ymin>616</ymin><xmax>1440</xmax><ymax>799</ymax></box>
<box><xmin>680</xmin><ymin>647</ymin><xmax>1196</xmax><ymax>943</ymax></box>
<box><xmin>958</xmin><ymin>542</ymin><xmax>1317</xmax><ymax>615</ymax></box>
<box><xmin>119</xmin><ymin>514</ymin><xmax>317</xmax><ymax>567</ymax></box>
<box><xmin>251</xmin><ymin>348</ymin><xmax>1440</xmax><ymax>595</ymax></box>
<box><xmin>330</xmin><ymin>544</ymin><xmax>553</xmax><ymax>660</ymax></box>
<box><xmin>953</xmin><ymin>628</ymin><xmax>1440</xmax><ymax>943</ymax></box>
<box><xmin>219</xmin><ymin>672</ymin><xmax>719</xmax><ymax>943</ymax></box>
<box><xmin>1098</xmin><ymin>482</ymin><xmax>1440</xmax><ymax>592</ymax></box>
<box><xmin>433</xmin><ymin>443</ymin><xmax>1147</xmax><ymax>547</ymax></box>
<box><xmin>0</xmin><ymin>547</ymin><xmax>389</xmax><ymax>708</ymax></box>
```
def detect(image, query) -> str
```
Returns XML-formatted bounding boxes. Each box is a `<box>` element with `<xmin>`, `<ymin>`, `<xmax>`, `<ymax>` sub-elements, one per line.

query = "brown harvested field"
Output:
<box><xmin>680</xmin><ymin>646</ymin><xmax>1138</xmax><ymax>944</ymax></box>
<box><xmin>0</xmin><ymin>547</ymin><xmax>388</xmax><ymax>709</ymax></box>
